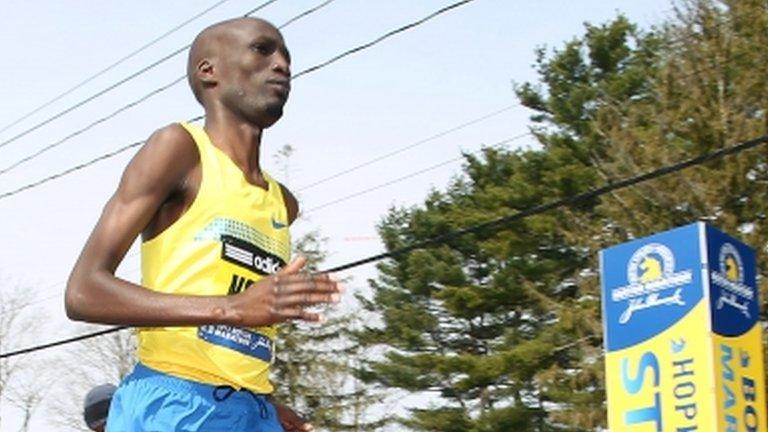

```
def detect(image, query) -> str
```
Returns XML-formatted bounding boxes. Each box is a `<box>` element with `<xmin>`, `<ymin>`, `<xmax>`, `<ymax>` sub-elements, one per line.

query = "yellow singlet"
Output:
<box><xmin>137</xmin><ymin>122</ymin><xmax>291</xmax><ymax>393</ymax></box>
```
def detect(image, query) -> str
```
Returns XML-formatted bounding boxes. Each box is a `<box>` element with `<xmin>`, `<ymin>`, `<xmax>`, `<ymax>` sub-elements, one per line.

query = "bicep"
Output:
<box><xmin>79</xmin><ymin>125</ymin><xmax>194</xmax><ymax>272</ymax></box>
<box><xmin>85</xmin><ymin>181</ymin><xmax>166</xmax><ymax>272</ymax></box>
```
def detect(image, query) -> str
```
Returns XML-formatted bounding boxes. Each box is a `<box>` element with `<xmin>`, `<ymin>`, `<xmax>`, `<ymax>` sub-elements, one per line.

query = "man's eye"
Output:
<box><xmin>251</xmin><ymin>44</ymin><xmax>272</xmax><ymax>55</ymax></box>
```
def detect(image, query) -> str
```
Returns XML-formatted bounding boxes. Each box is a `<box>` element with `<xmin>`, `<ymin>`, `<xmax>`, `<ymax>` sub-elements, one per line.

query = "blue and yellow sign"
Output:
<box><xmin>600</xmin><ymin>222</ymin><xmax>766</xmax><ymax>431</ymax></box>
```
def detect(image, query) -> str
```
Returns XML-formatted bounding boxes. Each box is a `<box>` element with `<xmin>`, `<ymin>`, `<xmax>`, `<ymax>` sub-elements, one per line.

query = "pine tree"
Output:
<box><xmin>272</xmin><ymin>230</ymin><xmax>386</xmax><ymax>431</ymax></box>
<box><xmin>358</xmin><ymin>1</ymin><xmax>768</xmax><ymax>430</ymax></box>
<box><xmin>270</xmin><ymin>140</ymin><xmax>385</xmax><ymax>431</ymax></box>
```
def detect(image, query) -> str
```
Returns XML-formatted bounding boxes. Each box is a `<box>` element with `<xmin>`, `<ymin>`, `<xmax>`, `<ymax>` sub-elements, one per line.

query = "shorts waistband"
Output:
<box><xmin>129</xmin><ymin>363</ymin><xmax>269</xmax><ymax>399</ymax></box>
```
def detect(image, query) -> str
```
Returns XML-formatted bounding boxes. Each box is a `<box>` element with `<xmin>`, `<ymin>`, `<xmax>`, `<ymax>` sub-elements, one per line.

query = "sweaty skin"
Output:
<box><xmin>66</xmin><ymin>18</ymin><xmax>333</xmax><ymax>432</ymax></box>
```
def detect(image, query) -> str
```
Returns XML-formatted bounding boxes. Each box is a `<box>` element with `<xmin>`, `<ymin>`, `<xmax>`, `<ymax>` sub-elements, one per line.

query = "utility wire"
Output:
<box><xmin>0</xmin><ymin>0</ymin><xmax>232</xmax><ymax>136</ymax></box>
<box><xmin>0</xmin><ymin>326</ymin><xmax>129</xmax><ymax>359</ymax></box>
<box><xmin>0</xmin><ymin>118</ymin><xmax>204</xmax><ymax>199</ymax></box>
<box><xmin>0</xmin><ymin>0</ymin><xmax>279</xmax><ymax>153</ymax></box>
<box><xmin>0</xmin><ymin>0</ymin><xmax>337</xmax><ymax>177</ymax></box>
<box><xmin>322</xmin><ymin>134</ymin><xmax>768</xmax><ymax>273</ymax></box>
<box><xmin>1</xmin><ymin>131</ymin><xmax>516</xmax><ymax>308</ymax></box>
<box><xmin>0</xmin><ymin>1</ymin><xmax>761</xmax><ymax>357</ymax></box>
<box><xmin>1</xmin><ymin>115</ymin><xmax>518</xmax><ymax>310</ymax></box>
<box><xmin>296</xmin><ymin>104</ymin><xmax>518</xmax><ymax>192</ymax></box>
<box><xmin>0</xmin><ymin>0</ymin><xmax>749</xmax><ymax>182</ymax></box>
<box><xmin>0</xmin><ymin>76</ymin><xmax>187</xmax><ymax>176</ymax></box>
<box><xmin>291</xmin><ymin>0</ymin><xmax>476</xmax><ymax>80</ymax></box>
<box><xmin>278</xmin><ymin>0</ymin><xmax>335</xmax><ymax>28</ymax></box>
<box><xmin>0</xmin><ymin>0</ymin><xmax>477</xmax><ymax>194</ymax></box>
<box><xmin>2</xmin><ymin>133</ymin><xmax>767</xmax><ymax>359</ymax></box>
<box><xmin>303</xmin><ymin>133</ymin><xmax>531</xmax><ymax>214</ymax></box>
<box><xmin>0</xmin><ymin>102</ymin><xmax>509</xmax><ymax>201</ymax></box>
<box><xmin>0</xmin><ymin>140</ymin><xmax>143</xmax><ymax>201</ymax></box>
<box><xmin>3</xmin><ymin>266</ymin><xmax>141</xmax><ymax>316</ymax></box>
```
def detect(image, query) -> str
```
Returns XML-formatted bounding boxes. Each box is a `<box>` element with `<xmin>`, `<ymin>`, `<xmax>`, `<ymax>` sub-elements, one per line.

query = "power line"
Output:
<box><xmin>0</xmin><ymin>116</ymin><xmax>208</xmax><ymax>201</ymax></box>
<box><xmin>0</xmin><ymin>0</ymin><xmax>478</xmax><ymax>194</ymax></box>
<box><xmin>0</xmin><ymin>103</ymin><xmax>511</xmax><ymax>201</ymax></box>
<box><xmin>1</xmin><ymin>0</ymin><xmax>748</xmax><ymax>182</ymax></box>
<box><xmin>1</xmin><ymin>113</ymin><xmax>517</xmax><ymax>309</ymax></box>
<box><xmin>278</xmin><ymin>0</ymin><xmax>335</xmax><ymax>28</ymax></box>
<box><xmin>291</xmin><ymin>0</ymin><xmax>477</xmax><ymax>79</ymax></box>
<box><xmin>302</xmin><ymin>133</ymin><xmax>532</xmax><ymax>214</ymax></box>
<box><xmin>4</xmin><ymin>264</ymin><xmax>142</xmax><ymax>316</ymax></box>
<box><xmin>1</xmin><ymin>124</ymin><xmax>513</xmax><ymax>308</ymax></box>
<box><xmin>2</xmin><ymin>133</ymin><xmax>766</xmax><ymax>359</ymax></box>
<box><xmin>0</xmin><ymin>0</ymin><xmax>232</xmax><ymax>136</ymax></box>
<box><xmin>0</xmin><ymin>0</ymin><xmax>279</xmax><ymax>153</ymax></box>
<box><xmin>0</xmin><ymin>0</ymin><xmax>338</xmax><ymax>177</ymax></box>
<box><xmin>0</xmin><ymin>76</ymin><xmax>188</xmax><ymax>176</ymax></box>
<box><xmin>0</xmin><ymin>0</ymin><xmax>761</xmax><ymax>359</ymax></box>
<box><xmin>0</xmin><ymin>139</ymin><xmax>143</xmax><ymax>201</ymax></box>
<box><xmin>0</xmin><ymin>45</ymin><xmax>187</xmax><ymax>152</ymax></box>
<box><xmin>322</xmin><ymin>134</ymin><xmax>768</xmax><ymax>273</ymax></box>
<box><xmin>296</xmin><ymin>104</ymin><xmax>518</xmax><ymax>192</ymax></box>
<box><xmin>3</xmin><ymin>30</ymin><xmax>747</xmax><ymax>309</ymax></box>
<box><xmin>0</xmin><ymin>326</ymin><xmax>128</xmax><ymax>359</ymax></box>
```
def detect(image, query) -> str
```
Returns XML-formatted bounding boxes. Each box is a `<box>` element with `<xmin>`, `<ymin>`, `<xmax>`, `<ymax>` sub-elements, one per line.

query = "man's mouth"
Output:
<box><xmin>266</xmin><ymin>79</ymin><xmax>290</xmax><ymax>95</ymax></box>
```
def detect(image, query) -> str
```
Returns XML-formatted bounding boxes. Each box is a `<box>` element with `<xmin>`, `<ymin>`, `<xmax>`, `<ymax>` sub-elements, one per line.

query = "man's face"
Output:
<box><xmin>218</xmin><ymin>20</ymin><xmax>291</xmax><ymax>128</ymax></box>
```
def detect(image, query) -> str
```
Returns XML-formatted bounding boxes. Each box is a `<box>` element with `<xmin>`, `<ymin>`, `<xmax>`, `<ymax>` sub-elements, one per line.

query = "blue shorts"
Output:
<box><xmin>106</xmin><ymin>363</ymin><xmax>284</xmax><ymax>432</ymax></box>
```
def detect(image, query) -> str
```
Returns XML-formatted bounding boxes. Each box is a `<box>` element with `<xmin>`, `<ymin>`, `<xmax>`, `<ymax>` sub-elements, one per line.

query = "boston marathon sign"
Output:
<box><xmin>600</xmin><ymin>222</ymin><xmax>766</xmax><ymax>431</ymax></box>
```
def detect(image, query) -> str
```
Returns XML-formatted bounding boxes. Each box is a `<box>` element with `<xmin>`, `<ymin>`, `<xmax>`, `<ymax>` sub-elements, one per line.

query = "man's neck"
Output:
<box><xmin>203</xmin><ymin>109</ymin><xmax>267</xmax><ymax>188</ymax></box>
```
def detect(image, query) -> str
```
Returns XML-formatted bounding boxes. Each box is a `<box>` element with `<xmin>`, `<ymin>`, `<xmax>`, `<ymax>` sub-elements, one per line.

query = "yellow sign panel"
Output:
<box><xmin>600</xmin><ymin>223</ymin><xmax>766</xmax><ymax>431</ymax></box>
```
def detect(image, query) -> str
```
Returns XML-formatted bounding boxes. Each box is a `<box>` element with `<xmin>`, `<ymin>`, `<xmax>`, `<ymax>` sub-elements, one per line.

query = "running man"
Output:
<box><xmin>66</xmin><ymin>17</ymin><xmax>342</xmax><ymax>432</ymax></box>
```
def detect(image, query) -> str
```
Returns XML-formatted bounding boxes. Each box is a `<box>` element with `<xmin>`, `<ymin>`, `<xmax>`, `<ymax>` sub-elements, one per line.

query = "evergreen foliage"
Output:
<box><xmin>273</xmin><ymin>230</ymin><xmax>386</xmax><ymax>431</ymax></box>
<box><xmin>357</xmin><ymin>1</ymin><xmax>768</xmax><ymax>430</ymax></box>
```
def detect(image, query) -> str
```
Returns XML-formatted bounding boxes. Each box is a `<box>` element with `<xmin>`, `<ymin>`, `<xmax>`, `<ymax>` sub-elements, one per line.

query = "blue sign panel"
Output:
<box><xmin>705</xmin><ymin>225</ymin><xmax>758</xmax><ymax>337</ymax></box>
<box><xmin>601</xmin><ymin>223</ymin><xmax>704</xmax><ymax>351</ymax></box>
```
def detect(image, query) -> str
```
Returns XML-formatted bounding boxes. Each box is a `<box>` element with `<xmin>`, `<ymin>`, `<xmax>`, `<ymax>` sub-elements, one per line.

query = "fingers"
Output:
<box><xmin>273</xmin><ymin>273</ymin><xmax>340</xmax><ymax>295</ymax></box>
<box><xmin>263</xmin><ymin>258</ymin><xmax>345</xmax><ymax>324</ymax></box>
<box><xmin>273</xmin><ymin>307</ymin><xmax>324</xmax><ymax>322</ymax></box>
<box><xmin>276</xmin><ymin>292</ymin><xmax>340</xmax><ymax>308</ymax></box>
<box><xmin>279</xmin><ymin>255</ymin><xmax>307</xmax><ymax>275</ymax></box>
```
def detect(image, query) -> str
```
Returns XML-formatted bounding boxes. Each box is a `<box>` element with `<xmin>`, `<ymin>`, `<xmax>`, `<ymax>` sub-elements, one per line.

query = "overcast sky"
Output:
<box><xmin>0</xmin><ymin>1</ymin><xmax>671</xmax><ymax>429</ymax></box>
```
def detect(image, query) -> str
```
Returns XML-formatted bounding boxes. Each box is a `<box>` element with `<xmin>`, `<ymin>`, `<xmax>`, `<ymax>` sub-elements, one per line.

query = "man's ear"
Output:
<box><xmin>196</xmin><ymin>59</ymin><xmax>217</xmax><ymax>87</ymax></box>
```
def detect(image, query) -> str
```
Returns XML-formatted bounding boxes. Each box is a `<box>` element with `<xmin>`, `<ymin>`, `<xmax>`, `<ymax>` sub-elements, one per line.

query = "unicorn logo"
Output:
<box><xmin>611</xmin><ymin>243</ymin><xmax>693</xmax><ymax>324</ymax></box>
<box><xmin>640</xmin><ymin>256</ymin><xmax>663</xmax><ymax>283</ymax></box>
<box><xmin>626</xmin><ymin>244</ymin><xmax>676</xmax><ymax>285</ymax></box>
<box><xmin>718</xmin><ymin>243</ymin><xmax>744</xmax><ymax>285</ymax></box>
<box><xmin>713</xmin><ymin>243</ymin><xmax>752</xmax><ymax>318</ymax></box>
<box><xmin>724</xmin><ymin>255</ymin><xmax>739</xmax><ymax>282</ymax></box>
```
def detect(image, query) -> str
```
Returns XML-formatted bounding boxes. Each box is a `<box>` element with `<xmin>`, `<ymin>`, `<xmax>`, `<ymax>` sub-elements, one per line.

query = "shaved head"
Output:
<box><xmin>185</xmin><ymin>17</ymin><xmax>291</xmax><ymax>127</ymax></box>
<box><xmin>187</xmin><ymin>17</ymin><xmax>282</xmax><ymax>104</ymax></box>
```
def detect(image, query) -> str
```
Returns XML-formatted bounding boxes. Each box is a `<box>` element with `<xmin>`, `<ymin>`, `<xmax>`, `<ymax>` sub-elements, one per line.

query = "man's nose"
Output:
<box><xmin>271</xmin><ymin>54</ymin><xmax>290</xmax><ymax>76</ymax></box>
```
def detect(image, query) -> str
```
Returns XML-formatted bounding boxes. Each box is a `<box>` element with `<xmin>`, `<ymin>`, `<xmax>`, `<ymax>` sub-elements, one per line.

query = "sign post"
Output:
<box><xmin>600</xmin><ymin>222</ymin><xmax>766</xmax><ymax>431</ymax></box>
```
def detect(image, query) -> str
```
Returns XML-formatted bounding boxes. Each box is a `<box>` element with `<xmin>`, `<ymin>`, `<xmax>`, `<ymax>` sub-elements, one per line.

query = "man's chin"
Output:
<box><xmin>260</xmin><ymin>103</ymin><xmax>285</xmax><ymax>127</ymax></box>
<box><xmin>265</xmin><ymin>102</ymin><xmax>284</xmax><ymax>119</ymax></box>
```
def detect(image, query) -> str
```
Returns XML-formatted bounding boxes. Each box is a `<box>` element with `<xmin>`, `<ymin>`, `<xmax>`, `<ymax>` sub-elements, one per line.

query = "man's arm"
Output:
<box><xmin>65</xmin><ymin>124</ymin><xmax>340</xmax><ymax>327</ymax></box>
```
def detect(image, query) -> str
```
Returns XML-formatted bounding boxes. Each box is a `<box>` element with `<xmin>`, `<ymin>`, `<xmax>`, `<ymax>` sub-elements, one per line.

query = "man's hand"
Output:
<box><xmin>273</xmin><ymin>400</ymin><xmax>314</xmax><ymax>432</ymax></box>
<box><xmin>227</xmin><ymin>256</ymin><xmax>343</xmax><ymax>327</ymax></box>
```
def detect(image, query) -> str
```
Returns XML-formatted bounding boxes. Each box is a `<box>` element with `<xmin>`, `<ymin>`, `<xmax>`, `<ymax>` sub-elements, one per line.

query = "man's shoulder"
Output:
<box><xmin>147</xmin><ymin>123</ymin><xmax>196</xmax><ymax>149</ymax></box>
<box><xmin>121</xmin><ymin>123</ymin><xmax>200</xmax><ymax>189</ymax></box>
<box><xmin>138</xmin><ymin>123</ymin><xmax>200</xmax><ymax>167</ymax></box>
